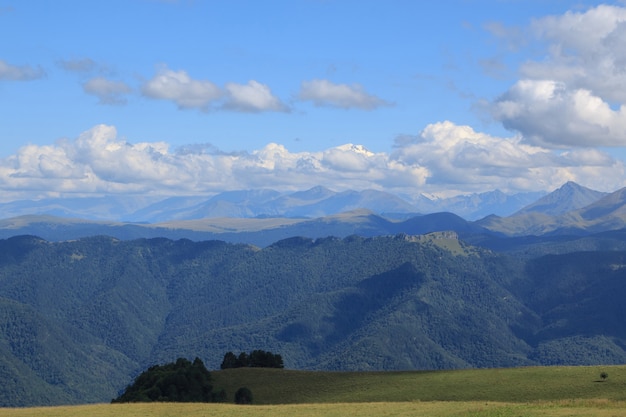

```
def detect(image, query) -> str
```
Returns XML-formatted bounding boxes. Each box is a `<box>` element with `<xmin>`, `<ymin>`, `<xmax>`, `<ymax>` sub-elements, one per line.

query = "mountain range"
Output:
<box><xmin>1</xmin><ymin>181</ymin><xmax>625</xmax><ymax>248</ymax></box>
<box><xmin>0</xmin><ymin>186</ymin><xmax>545</xmax><ymax>223</ymax></box>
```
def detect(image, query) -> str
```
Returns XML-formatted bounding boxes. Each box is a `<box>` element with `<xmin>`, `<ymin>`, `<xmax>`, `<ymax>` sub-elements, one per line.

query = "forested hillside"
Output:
<box><xmin>1</xmin><ymin>233</ymin><xmax>626</xmax><ymax>406</ymax></box>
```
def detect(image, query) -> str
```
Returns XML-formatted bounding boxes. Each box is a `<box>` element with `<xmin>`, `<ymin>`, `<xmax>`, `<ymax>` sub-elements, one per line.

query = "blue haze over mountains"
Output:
<box><xmin>3</xmin><ymin>181</ymin><xmax>626</xmax><ymax>247</ymax></box>
<box><xmin>0</xmin><ymin>185</ymin><xmax>549</xmax><ymax>222</ymax></box>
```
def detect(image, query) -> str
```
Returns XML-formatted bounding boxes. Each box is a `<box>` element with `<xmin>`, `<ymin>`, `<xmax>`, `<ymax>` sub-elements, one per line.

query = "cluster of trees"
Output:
<box><xmin>221</xmin><ymin>350</ymin><xmax>284</xmax><ymax>369</ymax></box>
<box><xmin>113</xmin><ymin>352</ymin><xmax>284</xmax><ymax>404</ymax></box>
<box><xmin>112</xmin><ymin>358</ymin><xmax>226</xmax><ymax>403</ymax></box>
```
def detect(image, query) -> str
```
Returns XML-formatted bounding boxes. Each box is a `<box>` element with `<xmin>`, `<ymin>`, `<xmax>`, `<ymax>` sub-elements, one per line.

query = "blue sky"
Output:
<box><xmin>1</xmin><ymin>0</ymin><xmax>626</xmax><ymax>202</ymax></box>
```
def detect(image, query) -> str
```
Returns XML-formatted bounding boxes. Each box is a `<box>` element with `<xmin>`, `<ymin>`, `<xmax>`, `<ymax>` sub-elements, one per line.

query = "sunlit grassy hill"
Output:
<box><xmin>4</xmin><ymin>365</ymin><xmax>626</xmax><ymax>417</ymax></box>
<box><xmin>210</xmin><ymin>365</ymin><xmax>626</xmax><ymax>404</ymax></box>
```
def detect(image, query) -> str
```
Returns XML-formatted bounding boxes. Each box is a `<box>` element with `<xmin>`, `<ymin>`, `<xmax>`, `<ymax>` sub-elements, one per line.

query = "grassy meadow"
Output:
<box><xmin>211</xmin><ymin>365</ymin><xmax>626</xmax><ymax>404</ymax></box>
<box><xmin>4</xmin><ymin>365</ymin><xmax>626</xmax><ymax>416</ymax></box>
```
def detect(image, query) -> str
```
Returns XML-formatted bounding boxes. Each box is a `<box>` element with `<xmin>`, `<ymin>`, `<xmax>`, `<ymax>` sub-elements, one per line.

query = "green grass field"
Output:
<box><xmin>4</xmin><ymin>365</ymin><xmax>626</xmax><ymax>416</ymax></box>
<box><xmin>212</xmin><ymin>365</ymin><xmax>626</xmax><ymax>404</ymax></box>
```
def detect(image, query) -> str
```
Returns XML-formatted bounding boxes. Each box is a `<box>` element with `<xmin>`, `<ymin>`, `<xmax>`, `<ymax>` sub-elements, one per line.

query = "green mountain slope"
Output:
<box><xmin>1</xmin><ymin>234</ymin><xmax>626</xmax><ymax>406</ymax></box>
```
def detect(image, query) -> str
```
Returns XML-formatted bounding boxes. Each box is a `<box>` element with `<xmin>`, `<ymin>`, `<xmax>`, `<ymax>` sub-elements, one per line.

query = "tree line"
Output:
<box><xmin>221</xmin><ymin>349</ymin><xmax>284</xmax><ymax>369</ymax></box>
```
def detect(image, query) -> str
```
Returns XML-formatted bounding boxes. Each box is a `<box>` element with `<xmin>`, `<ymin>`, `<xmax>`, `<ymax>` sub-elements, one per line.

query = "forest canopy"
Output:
<box><xmin>112</xmin><ymin>357</ymin><xmax>225</xmax><ymax>403</ymax></box>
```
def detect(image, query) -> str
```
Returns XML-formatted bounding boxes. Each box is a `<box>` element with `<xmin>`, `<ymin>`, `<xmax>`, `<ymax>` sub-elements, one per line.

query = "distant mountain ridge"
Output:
<box><xmin>0</xmin><ymin>210</ymin><xmax>494</xmax><ymax>247</ymax></box>
<box><xmin>5</xmin><ymin>181</ymin><xmax>626</xmax><ymax>244</ymax></box>
<box><xmin>0</xmin><ymin>186</ymin><xmax>544</xmax><ymax>223</ymax></box>
<box><xmin>478</xmin><ymin>183</ymin><xmax>626</xmax><ymax>236</ymax></box>
<box><xmin>4</xmin><ymin>181</ymin><xmax>626</xmax><ymax>246</ymax></box>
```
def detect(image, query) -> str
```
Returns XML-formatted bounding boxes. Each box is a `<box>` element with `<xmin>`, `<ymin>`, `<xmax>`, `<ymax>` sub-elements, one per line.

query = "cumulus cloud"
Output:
<box><xmin>524</xmin><ymin>4</ymin><xmax>626</xmax><ymax>102</ymax></box>
<box><xmin>141</xmin><ymin>66</ymin><xmax>286</xmax><ymax>113</ymax></box>
<box><xmin>141</xmin><ymin>67</ymin><xmax>222</xmax><ymax>109</ymax></box>
<box><xmin>491</xmin><ymin>79</ymin><xmax>626</xmax><ymax>148</ymax></box>
<box><xmin>488</xmin><ymin>5</ymin><xmax>626</xmax><ymax>148</ymax></box>
<box><xmin>83</xmin><ymin>77</ymin><xmax>133</xmax><ymax>105</ymax></box>
<box><xmin>139</xmin><ymin>66</ymin><xmax>388</xmax><ymax>114</ymax></box>
<box><xmin>298</xmin><ymin>79</ymin><xmax>390</xmax><ymax>110</ymax></box>
<box><xmin>0</xmin><ymin>59</ymin><xmax>45</xmax><ymax>81</ymax></box>
<box><xmin>322</xmin><ymin>144</ymin><xmax>376</xmax><ymax>172</ymax></box>
<box><xmin>391</xmin><ymin>121</ymin><xmax>625</xmax><ymax>195</ymax></box>
<box><xmin>0</xmin><ymin>123</ymin><xmax>623</xmax><ymax>202</ymax></box>
<box><xmin>223</xmin><ymin>80</ymin><xmax>288</xmax><ymax>112</ymax></box>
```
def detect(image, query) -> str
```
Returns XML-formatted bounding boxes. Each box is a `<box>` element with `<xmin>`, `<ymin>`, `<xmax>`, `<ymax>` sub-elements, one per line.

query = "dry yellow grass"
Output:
<box><xmin>3</xmin><ymin>400</ymin><xmax>626</xmax><ymax>417</ymax></box>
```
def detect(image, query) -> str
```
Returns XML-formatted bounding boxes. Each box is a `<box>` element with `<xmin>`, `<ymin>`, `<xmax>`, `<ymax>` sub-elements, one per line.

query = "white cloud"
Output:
<box><xmin>488</xmin><ymin>5</ymin><xmax>626</xmax><ymax>148</ymax></box>
<box><xmin>10</xmin><ymin>144</ymin><xmax>85</xmax><ymax>180</ymax></box>
<box><xmin>491</xmin><ymin>79</ymin><xmax>626</xmax><ymax>148</ymax></box>
<box><xmin>0</xmin><ymin>59</ymin><xmax>45</xmax><ymax>81</ymax></box>
<box><xmin>66</xmin><ymin>126</ymin><xmax>179</xmax><ymax>185</ymax></box>
<box><xmin>298</xmin><ymin>79</ymin><xmax>390</xmax><ymax>110</ymax></box>
<box><xmin>83</xmin><ymin>77</ymin><xmax>132</xmax><ymax>105</ymax></box>
<box><xmin>139</xmin><ymin>67</ymin><xmax>389</xmax><ymax>113</ymax></box>
<box><xmin>1</xmin><ymin>123</ymin><xmax>623</xmax><ymax>202</ymax></box>
<box><xmin>142</xmin><ymin>67</ymin><xmax>287</xmax><ymax>113</ymax></box>
<box><xmin>322</xmin><ymin>144</ymin><xmax>376</xmax><ymax>172</ymax></box>
<box><xmin>523</xmin><ymin>4</ymin><xmax>626</xmax><ymax>103</ymax></box>
<box><xmin>223</xmin><ymin>80</ymin><xmax>288</xmax><ymax>112</ymax></box>
<box><xmin>141</xmin><ymin>66</ymin><xmax>222</xmax><ymax>109</ymax></box>
<box><xmin>391</xmin><ymin>121</ymin><xmax>625</xmax><ymax>195</ymax></box>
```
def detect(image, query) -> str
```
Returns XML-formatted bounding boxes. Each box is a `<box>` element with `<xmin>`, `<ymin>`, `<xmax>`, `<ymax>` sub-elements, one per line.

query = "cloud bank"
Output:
<box><xmin>1</xmin><ymin>123</ymin><xmax>623</xmax><ymax>202</ymax></box>
<box><xmin>490</xmin><ymin>4</ymin><xmax>626</xmax><ymax>149</ymax></box>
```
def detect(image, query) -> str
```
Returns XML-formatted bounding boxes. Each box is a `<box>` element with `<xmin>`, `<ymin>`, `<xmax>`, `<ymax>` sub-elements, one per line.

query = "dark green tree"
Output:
<box><xmin>112</xmin><ymin>357</ymin><xmax>218</xmax><ymax>403</ymax></box>
<box><xmin>249</xmin><ymin>349</ymin><xmax>284</xmax><ymax>368</ymax></box>
<box><xmin>237</xmin><ymin>352</ymin><xmax>249</xmax><ymax>367</ymax></box>
<box><xmin>220</xmin><ymin>351</ymin><xmax>239</xmax><ymax>369</ymax></box>
<box><xmin>234</xmin><ymin>387</ymin><xmax>253</xmax><ymax>404</ymax></box>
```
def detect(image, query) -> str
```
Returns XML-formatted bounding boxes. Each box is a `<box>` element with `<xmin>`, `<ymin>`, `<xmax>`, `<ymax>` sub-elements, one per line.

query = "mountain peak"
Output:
<box><xmin>515</xmin><ymin>182</ymin><xmax>607</xmax><ymax>216</ymax></box>
<box><xmin>335</xmin><ymin>143</ymin><xmax>374</xmax><ymax>156</ymax></box>
<box><xmin>559</xmin><ymin>181</ymin><xmax>592</xmax><ymax>194</ymax></box>
<box><xmin>288</xmin><ymin>186</ymin><xmax>335</xmax><ymax>200</ymax></box>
